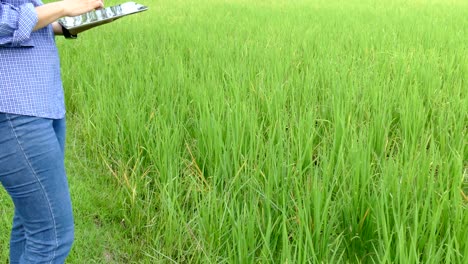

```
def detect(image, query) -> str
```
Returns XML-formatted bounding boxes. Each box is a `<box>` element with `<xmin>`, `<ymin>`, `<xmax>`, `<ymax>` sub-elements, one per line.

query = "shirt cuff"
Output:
<box><xmin>11</xmin><ymin>3</ymin><xmax>38</xmax><ymax>47</ymax></box>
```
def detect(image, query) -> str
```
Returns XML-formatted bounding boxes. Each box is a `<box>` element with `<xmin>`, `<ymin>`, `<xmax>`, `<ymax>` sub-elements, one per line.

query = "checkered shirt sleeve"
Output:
<box><xmin>0</xmin><ymin>2</ymin><xmax>38</xmax><ymax>47</ymax></box>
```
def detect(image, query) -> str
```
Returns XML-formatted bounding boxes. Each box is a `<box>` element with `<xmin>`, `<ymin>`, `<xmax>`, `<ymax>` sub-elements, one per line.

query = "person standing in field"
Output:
<box><xmin>0</xmin><ymin>0</ymin><xmax>109</xmax><ymax>262</ymax></box>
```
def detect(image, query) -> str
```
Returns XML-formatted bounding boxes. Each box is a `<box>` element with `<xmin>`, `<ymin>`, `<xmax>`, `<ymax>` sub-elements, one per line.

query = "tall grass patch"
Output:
<box><xmin>59</xmin><ymin>0</ymin><xmax>467</xmax><ymax>262</ymax></box>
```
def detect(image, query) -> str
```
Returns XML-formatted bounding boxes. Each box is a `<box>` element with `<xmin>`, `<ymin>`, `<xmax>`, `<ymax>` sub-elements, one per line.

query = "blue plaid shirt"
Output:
<box><xmin>0</xmin><ymin>0</ymin><xmax>65</xmax><ymax>119</ymax></box>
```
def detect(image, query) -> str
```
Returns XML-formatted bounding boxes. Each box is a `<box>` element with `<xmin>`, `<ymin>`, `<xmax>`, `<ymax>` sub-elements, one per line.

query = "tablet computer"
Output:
<box><xmin>58</xmin><ymin>2</ymin><xmax>148</xmax><ymax>30</ymax></box>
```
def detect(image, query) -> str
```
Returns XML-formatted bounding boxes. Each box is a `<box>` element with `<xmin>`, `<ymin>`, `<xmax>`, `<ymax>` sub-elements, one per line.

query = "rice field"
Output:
<box><xmin>55</xmin><ymin>0</ymin><xmax>468</xmax><ymax>262</ymax></box>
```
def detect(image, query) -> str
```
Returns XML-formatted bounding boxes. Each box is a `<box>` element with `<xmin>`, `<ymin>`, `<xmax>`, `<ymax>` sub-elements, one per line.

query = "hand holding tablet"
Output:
<box><xmin>58</xmin><ymin>2</ymin><xmax>148</xmax><ymax>34</ymax></box>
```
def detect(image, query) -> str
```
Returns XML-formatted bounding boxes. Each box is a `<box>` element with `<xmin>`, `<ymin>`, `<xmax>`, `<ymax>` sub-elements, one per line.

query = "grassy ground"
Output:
<box><xmin>2</xmin><ymin>0</ymin><xmax>468</xmax><ymax>263</ymax></box>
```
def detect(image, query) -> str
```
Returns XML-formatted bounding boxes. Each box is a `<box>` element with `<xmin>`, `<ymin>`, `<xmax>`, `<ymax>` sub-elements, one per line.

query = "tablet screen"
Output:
<box><xmin>58</xmin><ymin>2</ymin><xmax>148</xmax><ymax>30</ymax></box>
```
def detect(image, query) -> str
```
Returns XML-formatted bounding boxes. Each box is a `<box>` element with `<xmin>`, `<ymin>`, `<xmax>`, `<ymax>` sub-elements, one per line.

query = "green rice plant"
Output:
<box><xmin>58</xmin><ymin>0</ymin><xmax>467</xmax><ymax>262</ymax></box>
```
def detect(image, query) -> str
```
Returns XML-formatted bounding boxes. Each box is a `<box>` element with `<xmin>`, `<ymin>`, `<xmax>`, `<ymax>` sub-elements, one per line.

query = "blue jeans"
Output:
<box><xmin>0</xmin><ymin>113</ymin><xmax>74</xmax><ymax>263</ymax></box>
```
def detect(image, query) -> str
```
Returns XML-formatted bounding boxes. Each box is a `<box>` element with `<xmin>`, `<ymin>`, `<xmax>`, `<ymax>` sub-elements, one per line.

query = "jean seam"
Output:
<box><xmin>5</xmin><ymin>114</ymin><xmax>58</xmax><ymax>264</ymax></box>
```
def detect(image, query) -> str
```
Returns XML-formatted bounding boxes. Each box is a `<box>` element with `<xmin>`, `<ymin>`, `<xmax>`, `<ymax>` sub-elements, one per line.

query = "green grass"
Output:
<box><xmin>2</xmin><ymin>0</ymin><xmax>468</xmax><ymax>263</ymax></box>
